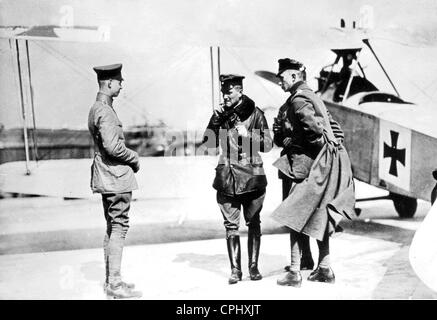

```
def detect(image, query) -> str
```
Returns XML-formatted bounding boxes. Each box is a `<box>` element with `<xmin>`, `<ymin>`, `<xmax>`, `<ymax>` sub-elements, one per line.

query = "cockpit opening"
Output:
<box><xmin>317</xmin><ymin>48</ymin><xmax>379</xmax><ymax>102</ymax></box>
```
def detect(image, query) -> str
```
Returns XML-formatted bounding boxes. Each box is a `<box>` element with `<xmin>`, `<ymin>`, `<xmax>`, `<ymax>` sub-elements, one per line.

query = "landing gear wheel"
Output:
<box><xmin>390</xmin><ymin>193</ymin><xmax>417</xmax><ymax>218</ymax></box>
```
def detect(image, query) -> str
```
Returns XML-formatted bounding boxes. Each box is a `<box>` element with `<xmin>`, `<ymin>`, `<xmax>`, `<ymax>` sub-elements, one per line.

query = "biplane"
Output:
<box><xmin>256</xmin><ymin>38</ymin><xmax>437</xmax><ymax>218</ymax></box>
<box><xmin>2</xmin><ymin>17</ymin><xmax>437</xmax><ymax>219</ymax></box>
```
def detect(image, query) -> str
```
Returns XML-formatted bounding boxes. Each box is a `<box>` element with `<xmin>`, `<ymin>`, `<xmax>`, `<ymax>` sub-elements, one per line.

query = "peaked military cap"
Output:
<box><xmin>220</xmin><ymin>74</ymin><xmax>245</xmax><ymax>93</ymax></box>
<box><xmin>93</xmin><ymin>63</ymin><xmax>123</xmax><ymax>81</ymax></box>
<box><xmin>277</xmin><ymin>58</ymin><xmax>306</xmax><ymax>76</ymax></box>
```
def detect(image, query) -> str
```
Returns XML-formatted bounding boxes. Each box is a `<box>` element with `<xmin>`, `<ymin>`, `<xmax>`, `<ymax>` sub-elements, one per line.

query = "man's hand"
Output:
<box><xmin>283</xmin><ymin>118</ymin><xmax>292</xmax><ymax>130</ymax></box>
<box><xmin>131</xmin><ymin>153</ymin><xmax>140</xmax><ymax>173</ymax></box>
<box><xmin>236</xmin><ymin>124</ymin><xmax>248</xmax><ymax>137</ymax></box>
<box><xmin>272</xmin><ymin>122</ymin><xmax>281</xmax><ymax>134</ymax></box>
<box><xmin>132</xmin><ymin>162</ymin><xmax>140</xmax><ymax>173</ymax></box>
<box><xmin>211</xmin><ymin>110</ymin><xmax>222</xmax><ymax>127</ymax></box>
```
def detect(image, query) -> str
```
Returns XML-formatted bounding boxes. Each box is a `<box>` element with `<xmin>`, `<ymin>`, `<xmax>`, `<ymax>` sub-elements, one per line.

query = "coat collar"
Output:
<box><xmin>96</xmin><ymin>92</ymin><xmax>113</xmax><ymax>106</ymax></box>
<box><xmin>288</xmin><ymin>80</ymin><xmax>310</xmax><ymax>97</ymax></box>
<box><xmin>234</xmin><ymin>95</ymin><xmax>256</xmax><ymax>122</ymax></box>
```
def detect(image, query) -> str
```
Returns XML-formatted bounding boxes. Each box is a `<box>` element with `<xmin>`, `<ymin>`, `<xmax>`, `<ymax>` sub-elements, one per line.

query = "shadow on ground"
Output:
<box><xmin>0</xmin><ymin>218</ymin><xmax>416</xmax><ymax>256</ymax></box>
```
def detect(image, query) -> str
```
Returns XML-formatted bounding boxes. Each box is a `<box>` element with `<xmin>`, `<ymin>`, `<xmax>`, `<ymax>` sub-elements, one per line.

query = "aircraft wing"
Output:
<box><xmin>0</xmin><ymin>157</ymin><xmax>216</xmax><ymax>199</ymax></box>
<box><xmin>0</xmin><ymin>152</ymin><xmax>281</xmax><ymax>200</ymax></box>
<box><xmin>0</xmin><ymin>25</ymin><xmax>109</xmax><ymax>42</ymax></box>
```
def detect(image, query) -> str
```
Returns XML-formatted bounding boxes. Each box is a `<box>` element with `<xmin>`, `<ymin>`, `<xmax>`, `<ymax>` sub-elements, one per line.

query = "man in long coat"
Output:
<box><xmin>273</xmin><ymin>101</ymin><xmax>314</xmax><ymax>271</ymax></box>
<box><xmin>88</xmin><ymin>64</ymin><xmax>142</xmax><ymax>299</ymax></box>
<box><xmin>202</xmin><ymin>74</ymin><xmax>273</xmax><ymax>284</ymax></box>
<box><xmin>272</xmin><ymin>58</ymin><xmax>355</xmax><ymax>287</ymax></box>
<box><xmin>273</xmin><ymin>89</ymin><xmax>345</xmax><ymax>273</ymax></box>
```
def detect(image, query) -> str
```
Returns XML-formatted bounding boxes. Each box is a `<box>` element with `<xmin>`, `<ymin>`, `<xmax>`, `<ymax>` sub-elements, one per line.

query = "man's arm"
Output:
<box><xmin>250</xmin><ymin>110</ymin><xmax>273</xmax><ymax>153</ymax></box>
<box><xmin>201</xmin><ymin>113</ymin><xmax>221</xmax><ymax>148</ymax></box>
<box><xmin>97</xmin><ymin>108</ymin><xmax>140</xmax><ymax>172</ymax></box>
<box><xmin>293</xmin><ymin>98</ymin><xmax>325</xmax><ymax>152</ymax></box>
<box><xmin>273</xmin><ymin>108</ymin><xmax>285</xmax><ymax>148</ymax></box>
<box><xmin>327</xmin><ymin>110</ymin><xmax>344</xmax><ymax>144</ymax></box>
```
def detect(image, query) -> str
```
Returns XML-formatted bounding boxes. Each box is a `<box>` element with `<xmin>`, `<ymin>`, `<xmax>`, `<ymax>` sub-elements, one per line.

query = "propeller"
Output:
<box><xmin>254</xmin><ymin>70</ymin><xmax>280</xmax><ymax>86</ymax></box>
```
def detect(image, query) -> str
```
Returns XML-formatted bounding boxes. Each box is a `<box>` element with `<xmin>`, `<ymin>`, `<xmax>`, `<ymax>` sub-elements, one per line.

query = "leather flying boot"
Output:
<box><xmin>248</xmin><ymin>230</ymin><xmax>262</xmax><ymax>281</ymax></box>
<box><xmin>307</xmin><ymin>267</ymin><xmax>335</xmax><ymax>284</ymax></box>
<box><xmin>106</xmin><ymin>283</ymin><xmax>142</xmax><ymax>299</ymax></box>
<box><xmin>277</xmin><ymin>270</ymin><xmax>302</xmax><ymax>287</ymax></box>
<box><xmin>227</xmin><ymin>235</ymin><xmax>242</xmax><ymax>284</ymax></box>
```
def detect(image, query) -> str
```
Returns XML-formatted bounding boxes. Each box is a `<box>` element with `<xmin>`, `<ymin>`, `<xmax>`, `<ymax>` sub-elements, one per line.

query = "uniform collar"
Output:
<box><xmin>233</xmin><ymin>95</ymin><xmax>255</xmax><ymax>122</ymax></box>
<box><xmin>288</xmin><ymin>80</ymin><xmax>308</xmax><ymax>96</ymax></box>
<box><xmin>96</xmin><ymin>92</ymin><xmax>113</xmax><ymax>106</ymax></box>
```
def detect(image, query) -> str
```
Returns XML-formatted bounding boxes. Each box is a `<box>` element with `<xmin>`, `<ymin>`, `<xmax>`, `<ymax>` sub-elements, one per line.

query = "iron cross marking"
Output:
<box><xmin>383</xmin><ymin>130</ymin><xmax>406</xmax><ymax>177</ymax></box>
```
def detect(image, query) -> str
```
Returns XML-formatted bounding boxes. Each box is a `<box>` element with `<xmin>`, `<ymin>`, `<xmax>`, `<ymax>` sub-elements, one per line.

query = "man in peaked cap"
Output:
<box><xmin>273</xmin><ymin>59</ymin><xmax>315</xmax><ymax>273</ymax></box>
<box><xmin>202</xmin><ymin>74</ymin><xmax>273</xmax><ymax>285</ymax></box>
<box><xmin>272</xmin><ymin>58</ymin><xmax>355</xmax><ymax>288</ymax></box>
<box><xmin>93</xmin><ymin>63</ymin><xmax>124</xmax><ymax>82</ymax></box>
<box><xmin>88</xmin><ymin>63</ymin><xmax>142</xmax><ymax>299</ymax></box>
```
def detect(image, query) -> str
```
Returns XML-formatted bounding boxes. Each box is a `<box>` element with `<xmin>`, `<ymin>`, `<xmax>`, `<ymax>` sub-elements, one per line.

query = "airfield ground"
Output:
<box><xmin>0</xmin><ymin>180</ymin><xmax>436</xmax><ymax>300</ymax></box>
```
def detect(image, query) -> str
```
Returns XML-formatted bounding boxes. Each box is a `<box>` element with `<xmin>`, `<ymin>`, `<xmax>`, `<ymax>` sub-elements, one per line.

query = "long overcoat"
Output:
<box><xmin>271</xmin><ymin>82</ymin><xmax>355</xmax><ymax>240</ymax></box>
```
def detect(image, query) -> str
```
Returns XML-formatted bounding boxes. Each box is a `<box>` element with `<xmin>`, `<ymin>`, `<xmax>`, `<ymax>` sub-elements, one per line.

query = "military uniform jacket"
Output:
<box><xmin>88</xmin><ymin>92</ymin><xmax>139</xmax><ymax>194</ymax></box>
<box><xmin>203</xmin><ymin>95</ymin><xmax>273</xmax><ymax>195</ymax></box>
<box><xmin>273</xmin><ymin>82</ymin><xmax>344</xmax><ymax>180</ymax></box>
<box><xmin>273</xmin><ymin>102</ymin><xmax>293</xmax><ymax>180</ymax></box>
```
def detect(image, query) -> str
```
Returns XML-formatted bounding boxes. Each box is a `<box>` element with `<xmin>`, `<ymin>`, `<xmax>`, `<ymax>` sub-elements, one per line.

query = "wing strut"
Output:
<box><xmin>217</xmin><ymin>46</ymin><xmax>222</xmax><ymax>105</ymax></box>
<box><xmin>320</xmin><ymin>56</ymin><xmax>340</xmax><ymax>94</ymax></box>
<box><xmin>342</xmin><ymin>51</ymin><xmax>361</xmax><ymax>103</ymax></box>
<box><xmin>210</xmin><ymin>46</ymin><xmax>215</xmax><ymax>112</ymax></box>
<box><xmin>209</xmin><ymin>46</ymin><xmax>222</xmax><ymax>112</ymax></box>
<box><xmin>363</xmin><ymin>38</ymin><xmax>401</xmax><ymax>98</ymax></box>
<box><xmin>25</xmin><ymin>40</ymin><xmax>39</xmax><ymax>163</ymax></box>
<box><xmin>13</xmin><ymin>39</ymin><xmax>31</xmax><ymax>175</ymax></box>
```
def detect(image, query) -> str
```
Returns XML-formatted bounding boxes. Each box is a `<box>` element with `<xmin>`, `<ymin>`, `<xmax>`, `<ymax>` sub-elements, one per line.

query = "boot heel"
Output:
<box><xmin>228</xmin><ymin>269</ymin><xmax>242</xmax><ymax>284</ymax></box>
<box><xmin>249</xmin><ymin>264</ymin><xmax>262</xmax><ymax>281</ymax></box>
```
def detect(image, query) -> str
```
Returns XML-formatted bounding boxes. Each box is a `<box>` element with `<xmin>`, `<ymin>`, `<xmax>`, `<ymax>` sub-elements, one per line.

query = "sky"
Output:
<box><xmin>1</xmin><ymin>0</ymin><xmax>437</xmax><ymax>130</ymax></box>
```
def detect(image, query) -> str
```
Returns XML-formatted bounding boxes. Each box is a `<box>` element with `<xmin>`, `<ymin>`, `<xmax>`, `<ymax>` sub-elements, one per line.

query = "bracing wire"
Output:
<box><xmin>33</xmin><ymin>41</ymin><xmax>149</xmax><ymax>118</ymax></box>
<box><xmin>226</xmin><ymin>47</ymin><xmax>282</xmax><ymax>105</ymax></box>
